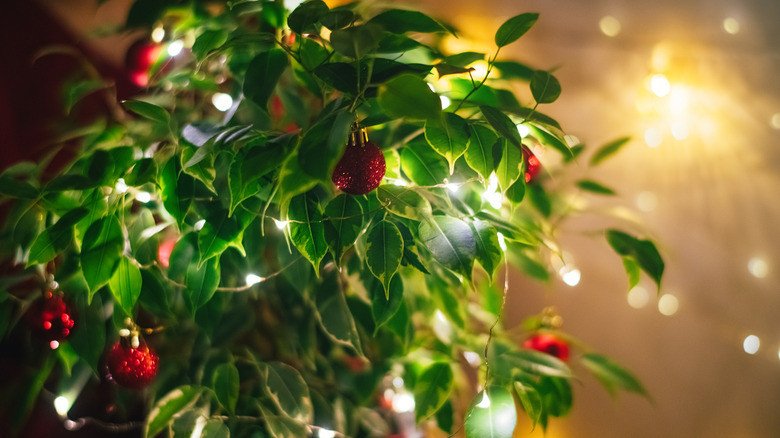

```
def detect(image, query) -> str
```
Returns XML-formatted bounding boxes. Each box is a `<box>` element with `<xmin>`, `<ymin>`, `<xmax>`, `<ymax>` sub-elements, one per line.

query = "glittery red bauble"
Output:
<box><xmin>332</xmin><ymin>140</ymin><xmax>386</xmax><ymax>195</ymax></box>
<box><xmin>107</xmin><ymin>340</ymin><xmax>159</xmax><ymax>389</ymax></box>
<box><xmin>522</xmin><ymin>146</ymin><xmax>541</xmax><ymax>183</ymax></box>
<box><xmin>27</xmin><ymin>292</ymin><xmax>75</xmax><ymax>342</ymax></box>
<box><xmin>523</xmin><ymin>333</ymin><xmax>570</xmax><ymax>361</ymax></box>
<box><xmin>125</xmin><ymin>38</ymin><xmax>162</xmax><ymax>87</ymax></box>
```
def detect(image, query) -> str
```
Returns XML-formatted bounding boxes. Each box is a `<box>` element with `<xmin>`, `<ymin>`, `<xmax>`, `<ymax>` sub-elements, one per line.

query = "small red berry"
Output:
<box><xmin>27</xmin><ymin>291</ymin><xmax>75</xmax><ymax>343</ymax></box>
<box><xmin>523</xmin><ymin>333</ymin><xmax>570</xmax><ymax>361</ymax></box>
<box><xmin>107</xmin><ymin>339</ymin><xmax>159</xmax><ymax>389</ymax></box>
<box><xmin>522</xmin><ymin>146</ymin><xmax>541</xmax><ymax>183</ymax></box>
<box><xmin>332</xmin><ymin>139</ymin><xmax>386</xmax><ymax>195</ymax></box>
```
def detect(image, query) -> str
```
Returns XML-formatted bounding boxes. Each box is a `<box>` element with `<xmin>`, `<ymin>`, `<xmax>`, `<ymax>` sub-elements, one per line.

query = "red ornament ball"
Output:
<box><xmin>523</xmin><ymin>333</ymin><xmax>570</xmax><ymax>361</ymax></box>
<box><xmin>107</xmin><ymin>340</ymin><xmax>159</xmax><ymax>389</ymax></box>
<box><xmin>125</xmin><ymin>38</ymin><xmax>162</xmax><ymax>87</ymax></box>
<box><xmin>332</xmin><ymin>140</ymin><xmax>386</xmax><ymax>195</ymax></box>
<box><xmin>27</xmin><ymin>291</ymin><xmax>75</xmax><ymax>342</ymax></box>
<box><xmin>522</xmin><ymin>146</ymin><xmax>541</xmax><ymax>183</ymax></box>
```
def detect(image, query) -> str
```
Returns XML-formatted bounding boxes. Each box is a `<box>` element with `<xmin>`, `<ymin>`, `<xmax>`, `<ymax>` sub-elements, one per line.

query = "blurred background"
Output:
<box><xmin>3</xmin><ymin>0</ymin><xmax>780</xmax><ymax>437</ymax></box>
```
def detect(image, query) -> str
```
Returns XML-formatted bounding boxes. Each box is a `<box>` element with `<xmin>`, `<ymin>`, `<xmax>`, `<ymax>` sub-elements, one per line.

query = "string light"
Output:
<box><xmin>193</xmin><ymin>219</ymin><xmax>206</xmax><ymax>231</ymax></box>
<box><xmin>771</xmin><ymin>113</ymin><xmax>780</xmax><ymax>130</ymax></box>
<box><xmin>392</xmin><ymin>392</ymin><xmax>415</xmax><ymax>413</ymax></box>
<box><xmin>317</xmin><ymin>429</ymin><xmax>336</xmax><ymax>438</ymax></box>
<box><xmin>151</xmin><ymin>27</ymin><xmax>165</xmax><ymax>43</ymax></box>
<box><xmin>50</xmin><ymin>340</ymin><xmax>60</xmax><ymax>349</ymax></box>
<box><xmin>392</xmin><ymin>377</ymin><xmax>404</xmax><ymax>388</ymax></box>
<box><xmin>649</xmin><ymin>74</ymin><xmax>671</xmax><ymax>97</ymax></box>
<box><xmin>723</xmin><ymin>17</ymin><xmax>740</xmax><ymax>35</ymax></box>
<box><xmin>496</xmin><ymin>232</ymin><xmax>507</xmax><ymax>252</ymax></box>
<box><xmin>743</xmin><ymin>335</ymin><xmax>760</xmax><ymax>354</ymax></box>
<box><xmin>273</xmin><ymin>219</ymin><xmax>289</xmax><ymax>230</ymax></box>
<box><xmin>463</xmin><ymin>351</ymin><xmax>482</xmax><ymax>367</ymax></box>
<box><xmin>747</xmin><ymin>257</ymin><xmax>768</xmax><ymax>278</ymax></box>
<box><xmin>627</xmin><ymin>286</ymin><xmax>650</xmax><ymax>309</ymax></box>
<box><xmin>644</xmin><ymin>127</ymin><xmax>663</xmax><ymax>147</ymax></box>
<box><xmin>245</xmin><ymin>274</ymin><xmax>265</xmax><ymax>286</ymax></box>
<box><xmin>635</xmin><ymin>191</ymin><xmax>658</xmax><ymax>212</ymax></box>
<box><xmin>135</xmin><ymin>191</ymin><xmax>152</xmax><ymax>203</ymax></box>
<box><xmin>482</xmin><ymin>173</ymin><xmax>503</xmax><ymax>209</ymax></box>
<box><xmin>54</xmin><ymin>396</ymin><xmax>71</xmax><ymax>416</ymax></box>
<box><xmin>658</xmin><ymin>294</ymin><xmax>679</xmax><ymax>316</ymax></box>
<box><xmin>516</xmin><ymin>124</ymin><xmax>530</xmax><ymax>138</ymax></box>
<box><xmin>476</xmin><ymin>392</ymin><xmax>491</xmax><ymax>408</ymax></box>
<box><xmin>440</xmin><ymin>95</ymin><xmax>451</xmax><ymax>109</ymax></box>
<box><xmin>212</xmin><ymin>93</ymin><xmax>234</xmax><ymax>111</ymax></box>
<box><xmin>167</xmin><ymin>40</ymin><xmax>184</xmax><ymax>57</ymax></box>
<box><xmin>115</xmin><ymin>178</ymin><xmax>128</xmax><ymax>193</ymax></box>
<box><xmin>560</xmin><ymin>266</ymin><xmax>581</xmax><ymax>286</ymax></box>
<box><xmin>599</xmin><ymin>16</ymin><xmax>621</xmax><ymax>37</ymax></box>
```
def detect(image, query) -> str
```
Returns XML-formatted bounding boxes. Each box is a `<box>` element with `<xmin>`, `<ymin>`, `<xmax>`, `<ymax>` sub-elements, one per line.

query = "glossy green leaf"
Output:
<box><xmin>287</xmin><ymin>0</ymin><xmax>329</xmax><ymax>34</ymax></box>
<box><xmin>313</xmin><ymin>62</ymin><xmax>358</xmax><ymax>93</ymax></box>
<box><xmin>590</xmin><ymin>136</ymin><xmax>631</xmax><ymax>166</ymax></box>
<box><xmin>493</xmin><ymin>60</ymin><xmax>535</xmax><ymax>81</ymax></box>
<box><xmin>323</xmin><ymin>194</ymin><xmax>364</xmax><ymax>264</ymax></box>
<box><xmin>470</xmin><ymin>220</ymin><xmax>503</xmax><ymax>280</ymax></box>
<box><xmin>400</xmin><ymin>136</ymin><xmax>448</xmax><ymax>186</ymax></box>
<box><xmin>368</xmin><ymin>9</ymin><xmax>449</xmax><ymax>34</ymax></box>
<box><xmin>244</xmin><ymin>49</ymin><xmax>289</xmax><ymax>110</ymax></box>
<box><xmin>184</xmin><ymin>256</ymin><xmax>220</xmax><ymax>315</ymax></box>
<box><xmin>576</xmin><ymin>179</ymin><xmax>616</xmax><ymax>195</ymax></box>
<box><xmin>480</xmin><ymin>105</ymin><xmax>522</xmax><ymax>147</ymax></box>
<box><xmin>288</xmin><ymin>192</ymin><xmax>328</xmax><ymax>274</ymax></box>
<box><xmin>108</xmin><ymin>256</ymin><xmax>142</xmax><ymax>316</ymax></box>
<box><xmin>69</xmin><ymin>287</ymin><xmax>105</xmax><ymax>375</ymax></box>
<box><xmin>464</xmin><ymin>387</ymin><xmax>517</xmax><ymax>438</ymax></box>
<box><xmin>501</xmin><ymin>349</ymin><xmax>572</xmax><ymax>378</ymax></box>
<box><xmin>212</xmin><ymin>362</ymin><xmax>240</xmax><ymax>415</ymax></box>
<box><xmin>0</xmin><ymin>174</ymin><xmax>38</xmax><ymax>199</ymax></box>
<box><xmin>144</xmin><ymin>386</ymin><xmax>202</xmax><ymax>438</ymax></box>
<box><xmin>495</xmin><ymin>139</ymin><xmax>522</xmax><ymax>193</ymax></box>
<box><xmin>315</xmin><ymin>271</ymin><xmax>363</xmax><ymax>354</ymax></box>
<box><xmin>494</xmin><ymin>13</ymin><xmax>539</xmax><ymax>47</ymax></box>
<box><xmin>377</xmin><ymin>33</ymin><xmax>425</xmax><ymax>53</ymax></box>
<box><xmin>581</xmin><ymin>353</ymin><xmax>648</xmax><ymax>397</ymax></box>
<box><xmin>65</xmin><ymin>79</ymin><xmax>111</xmax><ymax>114</ymax></box>
<box><xmin>514</xmin><ymin>249</ymin><xmax>550</xmax><ymax>282</ymax></box>
<box><xmin>418</xmin><ymin>216</ymin><xmax>476</xmax><ymax>280</ymax></box>
<box><xmin>259</xmin><ymin>404</ymin><xmax>309</xmax><ymax>438</ymax></box>
<box><xmin>27</xmin><ymin>208</ymin><xmax>88</xmax><ymax>267</ymax></box>
<box><xmin>201</xmin><ymin>420</ymin><xmax>229</xmax><ymax>438</ymax></box>
<box><xmin>123</xmin><ymin>99</ymin><xmax>170</xmax><ymax>125</ymax></box>
<box><xmin>81</xmin><ymin>216</ymin><xmax>123</xmax><ymax>297</ymax></box>
<box><xmin>125</xmin><ymin>157</ymin><xmax>157</xmax><ymax>186</ymax></box>
<box><xmin>527</xmin><ymin>184</ymin><xmax>551</xmax><ymax>217</ymax></box>
<box><xmin>192</xmin><ymin>29</ymin><xmax>228</xmax><ymax>60</ymax></box>
<box><xmin>278</xmin><ymin>150</ymin><xmax>318</xmax><ymax>202</ymax></box>
<box><xmin>514</xmin><ymin>380</ymin><xmax>543</xmax><ymax>428</ymax></box>
<box><xmin>376</xmin><ymin>185</ymin><xmax>432</xmax><ymax>221</ymax></box>
<box><xmin>377</xmin><ymin>74</ymin><xmax>441</xmax><ymax>120</ymax></box>
<box><xmin>414</xmin><ymin>362</ymin><xmax>454</xmax><ymax>421</ymax></box>
<box><xmin>528</xmin><ymin>124</ymin><xmax>571</xmax><ymax>157</ymax></box>
<box><xmin>264</xmin><ymin>361</ymin><xmax>313</xmax><ymax>422</ymax></box>
<box><xmin>298</xmin><ymin>108</ymin><xmax>352</xmax><ymax>181</ymax></box>
<box><xmin>530</xmin><ymin>70</ymin><xmax>561</xmax><ymax>104</ymax></box>
<box><xmin>138</xmin><ymin>269</ymin><xmax>170</xmax><ymax>318</ymax></box>
<box><xmin>425</xmin><ymin>112</ymin><xmax>470</xmax><ymax>174</ymax></box>
<box><xmin>160</xmin><ymin>156</ymin><xmax>195</xmax><ymax>229</ymax></box>
<box><xmin>436</xmin><ymin>400</ymin><xmax>454</xmax><ymax>433</ymax></box>
<box><xmin>606</xmin><ymin>229</ymin><xmax>664</xmax><ymax>290</ymax></box>
<box><xmin>539</xmin><ymin>376</ymin><xmax>573</xmax><ymax>418</ymax></box>
<box><xmin>465</xmin><ymin>125</ymin><xmax>498</xmax><ymax>182</ymax></box>
<box><xmin>298</xmin><ymin>37</ymin><xmax>329</xmax><ymax>71</ymax></box>
<box><xmin>198</xmin><ymin>208</ymin><xmax>246</xmax><ymax>264</ymax></box>
<box><xmin>321</xmin><ymin>9</ymin><xmax>354</xmax><ymax>30</ymax></box>
<box><xmin>366</xmin><ymin>220</ymin><xmax>404</xmax><ymax>297</ymax></box>
<box><xmin>370</xmin><ymin>275</ymin><xmax>403</xmax><ymax>334</ymax></box>
<box><xmin>505</xmin><ymin>178</ymin><xmax>525</xmax><ymax>204</ymax></box>
<box><xmin>622</xmin><ymin>257</ymin><xmax>642</xmax><ymax>290</ymax></box>
<box><xmin>330</xmin><ymin>24</ymin><xmax>384</xmax><ymax>58</ymax></box>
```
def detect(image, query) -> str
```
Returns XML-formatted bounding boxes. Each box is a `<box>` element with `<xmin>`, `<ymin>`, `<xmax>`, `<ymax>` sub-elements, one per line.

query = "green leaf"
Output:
<box><xmin>414</xmin><ymin>362</ymin><xmax>454</xmax><ymax>421</ymax></box>
<box><xmin>298</xmin><ymin>108</ymin><xmax>352</xmax><ymax>181</ymax></box>
<box><xmin>465</xmin><ymin>125</ymin><xmax>498</xmax><ymax>182</ymax></box>
<box><xmin>69</xmin><ymin>289</ymin><xmax>105</xmax><ymax>375</ymax></box>
<box><xmin>198</xmin><ymin>208</ymin><xmax>246</xmax><ymax>264</ymax></box>
<box><xmin>377</xmin><ymin>33</ymin><xmax>424</xmax><ymax>53</ymax></box>
<box><xmin>287</xmin><ymin>0</ymin><xmax>329</xmax><ymax>34</ymax></box>
<box><xmin>444</xmin><ymin>51</ymin><xmax>485</xmax><ymax>67</ymax></box>
<box><xmin>81</xmin><ymin>216</ymin><xmax>123</xmax><ymax>297</ymax></box>
<box><xmin>623</xmin><ymin>257</ymin><xmax>641</xmax><ymax>290</ymax></box>
<box><xmin>192</xmin><ymin>29</ymin><xmax>228</xmax><ymax>60</ymax></box>
<box><xmin>201</xmin><ymin>420</ymin><xmax>229</xmax><ymax>438</ymax></box>
<box><xmin>376</xmin><ymin>185</ymin><xmax>432</xmax><ymax>221</ymax></box>
<box><xmin>464</xmin><ymin>387</ymin><xmax>517</xmax><ymax>438</ymax></box>
<box><xmin>365</xmin><ymin>220</ymin><xmax>404</xmax><ymax>298</ymax></box>
<box><xmin>514</xmin><ymin>381</ymin><xmax>543</xmax><ymax>428</ymax></box>
<box><xmin>530</xmin><ymin>70</ymin><xmax>561</xmax><ymax>104</ymax></box>
<box><xmin>160</xmin><ymin>156</ymin><xmax>195</xmax><ymax>229</ymax></box>
<box><xmin>514</xmin><ymin>249</ymin><xmax>550</xmax><ymax>282</ymax></box>
<box><xmin>576</xmin><ymin>179</ymin><xmax>616</xmax><ymax>195</ymax></box>
<box><xmin>138</xmin><ymin>269</ymin><xmax>170</xmax><ymax>318</ymax></box>
<box><xmin>590</xmin><ymin>136</ymin><xmax>631</xmax><ymax>166</ymax></box>
<box><xmin>123</xmin><ymin>99</ymin><xmax>170</xmax><ymax>125</ymax></box>
<box><xmin>368</xmin><ymin>9</ymin><xmax>449</xmax><ymax>34</ymax></box>
<box><xmin>27</xmin><ymin>208</ymin><xmax>88</xmax><ymax>267</ymax></box>
<box><xmin>500</xmin><ymin>349</ymin><xmax>572</xmax><ymax>378</ymax></box>
<box><xmin>436</xmin><ymin>400</ymin><xmax>454</xmax><ymax>433</ymax></box>
<box><xmin>581</xmin><ymin>353</ymin><xmax>648</xmax><ymax>397</ymax></box>
<box><xmin>0</xmin><ymin>174</ymin><xmax>39</xmax><ymax>199</ymax></box>
<box><xmin>315</xmin><ymin>271</ymin><xmax>363</xmax><ymax>354</ymax></box>
<box><xmin>323</xmin><ymin>194</ymin><xmax>364</xmax><ymax>264</ymax></box>
<box><xmin>494</xmin><ymin>13</ymin><xmax>539</xmax><ymax>47</ymax></box>
<box><xmin>321</xmin><ymin>9</ymin><xmax>354</xmax><ymax>30</ymax></box>
<box><xmin>425</xmin><ymin>112</ymin><xmax>470</xmax><ymax>174</ymax></box>
<box><xmin>400</xmin><ymin>136</ymin><xmax>448</xmax><ymax>186</ymax></box>
<box><xmin>528</xmin><ymin>124</ymin><xmax>571</xmax><ymax>157</ymax></box>
<box><xmin>313</xmin><ymin>62</ymin><xmax>358</xmax><ymax>93</ymax></box>
<box><xmin>470</xmin><ymin>221</ymin><xmax>503</xmax><ymax>280</ymax></box>
<box><xmin>288</xmin><ymin>192</ymin><xmax>328</xmax><ymax>275</ymax></box>
<box><xmin>495</xmin><ymin>139</ymin><xmax>522</xmax><ymax>193</ymax></box>
<box><xmin>212</xmin><ymin>362</ymin><xmax>240</xmax><ymax>415</ymax></box>
<box><xmin>244</xmin><ymin>48</ymin><xmax>289</xmax><ymax>110</ymax></box>
<box><xmin>370</xmin><ymin>275</ymin><xmax>403</xmax><ymax>334</ymax></box>
<box><xmin>108</xmin><ymin>256</ymin><xmax>142</xmax><ymax>316</ymax></box>
<box><xmin>144</xmin><ymin>386</ymin><xmax>202</xmax><ymax>438</ymax></box>
<box><xmin>184</xmin><ymin>256</ymin><xmax>220</xmax><ymax>315</ymax></box>
<box><xmin>418</xmin><ymin>216</ymin><xmax>476</xmax><ymax>280</ymax></box>
<box><xmin>125</xmin><ymin>157</ymin><xmax>157</xmax><ymax>186</ymax></box>
<box><xmin>480</xmin><ymin>105</ymin><xmax>522</xmax><ymax>147</ymax></box>
<box><xmin>278</xmin><ymin>149</ymin><xmax>318</xmax><ymax>202</ymax></box>
<box><xmin>527</xmin><ymin>184</ymin><xmax>551</xmax><ymax>218</ymax></box>
<box><xmin>606</xmin><ymin>230</ymin><xmax>664</xmax><ymax>290</ymax></box>
<box><xmin>330</xmin><ymin>24</ymin><xmax>384</xmax><ymax>58</ymax></box>
<box><xmin>298</xmin><ymin>37</ymin><xmax>329</xmax><ymax>71</ymax></box>
<box><xmin>493</xmin><ymin>61</ymin><xmax>535</xmax><ymax>81</ymax></box>
<box><xmin>65</xmin><ymin>79</ymin><xmax>111</xmax><ymax>114</ymax></box>
<box><xmin>263</xmin><ymin>361</ymin><xmax>313</xmax><ymax>422</ymax></box>
<box><xmin>258</xmin><ymin>404</ymin><xmax>309</xmax><ymax>438</ymax></box>
<box><xmin>377</xmin><ymin>74</ymin><xmax>441</xmax><ymax>120</ymax></box>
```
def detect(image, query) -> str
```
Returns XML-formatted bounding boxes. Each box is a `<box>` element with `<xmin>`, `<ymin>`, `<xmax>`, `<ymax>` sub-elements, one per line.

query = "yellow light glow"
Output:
<box><xmin>627</xmin><ymin>286</ymin><xmax>649</xmax><ymax>309</ymax></box>
<box><xmin>723</xmin><ymin>17</ymin><xmax>740</xmax><ymax>35</ymax></box>
<box><xmin>649</xmin><ymin>74</ymin><xmax>671</xmax><ymax>97</ymax></box>
<box><xmin>560</xmin><ymin>267</ymin><xmax>581</xmax><ymax>286</ymax></box>
<box><xmin>273</xmin><ymin>219</ymin><xmax>289</xmax><ymax>229</ymax></box>
<box><xmin>440</xmin><ymin>95</ymin><xmax>451</xmax><ymax>109</ymax></box>
<box><xmin>636</xmin><ymin>191</ymin><xmax>658</xmax><ymax>212</ymax></box>
<box><xmin>318</xmin><ymin>429</ymin><xmax>336</xmax><ymax>438</ymax></box>
<box><xmin>212</xmin><ymin>93</ymin><xmax>234</xmax><ymax>111</ymax></box>
<box><xmin>516</xmin><ymin>124</ymin><xmax>530</xmax><ymax>138</ymax></box>
<box><xmin>135</xmin><ymin>191</ymin><xmax>152</xmax><ymax>203</ymax></box>
<box><xmin>670</xmin><ymin>120</ymin><xmax>689</xmax><ymax>140</ymax></box>
<box><xmin>392</xmin><ymin>393</ymin><xmax>415</xmax><ymax>413</ymax></box>
<box><xmin>245</xmin><ymin>274</ymin><xmax>265</xmax><ymax>286</ymax></box>
<box><xmin>651</xmin><ymin>45</ymin><xmax>671</xmax><ymax>72</ymax></box>
<box><xmin>476</xmin><ymin>392</ymin><xmax>491</xmax><ymax>408</ymax></box>
<box><xmin>748</xmin><ymin>257</ymin><xmax>768</xmax><ymax>278</ymax></box>
<box><xmin>469</xmin><ymin>61</ymin><xmax>489</xmax><ymax>81</ymax></box>
<box><xmin>668</xmin><ymin>86</ymin><xmax>688</xmax><ymax>115</ymax></box>
<box><xmin>151</xmin><ymin>27</ymin><xmax>165</xmax><ymax>43</ymax></box>
<box><xmin>167</xmin><ymin>40</ymin><xmax>184</xmax><ymax>57</ymax></box>
<box><xmin>599</xmin><ymin>16</ymin><xmax>621</xmax><ymax>37</ymax></box>
<box><xmin>54</xmin><ymin>396</ymin><xmax>71</xmax><ymax>416</ymax></box>
<box><xmin>644</xmin><ymin>127</ymin><xmax>663</xmax><ymax>147</ymax></box>
<box><xmin>743</xmin><ymin>335</ymin><xmax>760</xmax><ymax>354</ymax></box>
<box><xmin>658</xmin><ymin>294</ymin><xmax>679</xmax><ymax>316</ymax></box>
<box><xmin>771</xmin><ymin>113</ymin><xmax>780</xmax><ymax>129</ymax></box>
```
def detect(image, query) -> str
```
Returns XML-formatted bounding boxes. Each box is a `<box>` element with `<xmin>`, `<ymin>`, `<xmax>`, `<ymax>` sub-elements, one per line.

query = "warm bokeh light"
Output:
<box><xmin>151</xmin><ymin>26</ymin><xmax>165</xmax><ymax>43</ymax></box>
<box><xmin>649</xmin><ymin>74</ymin><xmax>671</xmax><ymax>97</ymax></box>
<box><xmin>392</xmin><ymin>392</ymin><xmax>415</xmax><ymax>413</ymax></box>
<box><xmin>599</xmin><ymin>16</ymin><xmax>621</xmax><ymax>37</ymax></box>
<box><xmin>636</xmin><ymin>191</ymin><xmax>658</xmax><ymax>212</ymax></box>
<box><xmin>560</xmin><ymin>267</ymin><xmax>581</xmax><ymax>286</ymax></box>
<box><xmin>644</xmin><ymin>127</ymin><xmax>663</xmax><ymax>147</ymax></box>
<box><xmin>743</xmin><ymin>335</ymin><xmax>760</xmax><ymax>354</ymax></box>
<box><xmin>167</xmin><ymin>40</ymin><xmax>183</xmax><ymax>57</ymax></box>
<box><xmin>658</xmin><ymin>294</ymin><xmax>679</xmax><ymax>316</ymax></box>
<box><xmin>627</xmin><ymin>286</ymin><xmax>650</xmax><ymax>309</ymax></box>
<box><xmin>771</xmin><ymin>113</ymin><xmax>780</xmax><ymax>129</ymax></box>
<box><xmin>135</xmin><ymin>191</ymin><xmax>152</xmax><ymax>203</ymax></box>
<box><xmin>723</xmin><ymin>17</ymin><xmax>740</xmax><ymax>35</ymax></box>
<box><xmin>748</xmin><ymin>257</ymin><xmax>769</xmax><ymax>278</ymax></box>
<box><xmin>245</xmin><ymin>274</ymin><xmax>264</xmax><ymax>286</ymax></box>
<box><xmin>670</xmin><ymin>120</ymin><xmax>690</xmax><ymax>140</ymax></box>
<box><xmin>212</xmin><ymin>93</ymin><xmax>234</xmax><ymax>111</ymax></box>
<box><xmin>54</xmin><ymin>396</ymin><xmax>71</xmax><ymax>416</ymax></box>
<box><xmin>440</xmin><ymin>95</ymin><xmax>451</xmax><ymax>109</ymax></box>
<box><xmin>477</xmin><ymin>392</ymin><xmax>491</xmax><ymax>408</ymax></box>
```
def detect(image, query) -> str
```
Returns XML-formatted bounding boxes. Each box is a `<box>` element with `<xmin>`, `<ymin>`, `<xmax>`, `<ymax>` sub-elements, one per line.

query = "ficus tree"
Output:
<box><xmin>0</xmin><ymin>0</ymin><xmax>665</xmax><ymax>437</ymax></box>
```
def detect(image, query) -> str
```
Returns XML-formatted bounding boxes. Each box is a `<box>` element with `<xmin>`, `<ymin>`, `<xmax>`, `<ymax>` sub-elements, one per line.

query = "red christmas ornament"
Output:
<box><xmin>332</xmin><ymin>128</ymin><xmax>386</xmax><ymax>195</ymax></box>
<box><xmin>27</xmin><ymin>291</ymin><xmax>75</xmax><ymax>343</ymax></box>
<box><xmin>522</xmin><ymin>146</ymin><xmax>541</xmax><ymax>183</ymax></box>
<box><xmin>107</xmin><ymin>338</ymin><xmax>159</xmax><ymax>389</ymax></box>
<box><xmin>157</xmin><ymin>236</ymin><xmax>177</xmax><ymax>268</ymax></box>
<box><xmin>125</xmin><ymin>38</ymin><xmax>162</xmax><ymax>87</ymax></box>
<box><xmin>523</xmin><ymin>333</ymin><xmax>570</xmax><ymax>361</ymax></box>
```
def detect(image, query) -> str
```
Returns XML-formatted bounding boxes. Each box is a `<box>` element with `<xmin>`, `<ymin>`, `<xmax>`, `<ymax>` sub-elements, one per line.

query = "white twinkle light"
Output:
<box><xmin>476</xmin><ymin>392</ymin><xmax>491</xmax><ymax>408</ymax></box>
<box><xmin>318</xmin><ymin>429</ymin><xmax>336</xmax><ymax>438</ymax></box>
<box><xmin>743</xmin><ymin>335</ymin><xmax>760</xmax><ymax>355</ymax></box>
<box><xmin>212</xmin><ymin>93</ymin><xmax>234</xmax><ymax>111</ymax></box>
<box><xmin>440</xmin><ymin>95</ymin><xmax>451</xmax><ymax>109</ymax></box>
<box><xmin>392</xmin><ymin>179</ymin><xmax>408</xmax><ymax>187</ymax></box>
<box><xmin>627</xmin><ymin>286</ymin><xmax>649</xmax><ymax>309</ymax></box>
<box><xmin>560</xmin><ymin>267</ymin><xmax>581</xmax><ymax>286</ymax></box>
<box><xmin>599</xmin><ymin>16</ymin><xmax>621</xmax><ymax>37</ymax></box>
<box><xmin>50</xmin><ymin>340</ymin><xmax>60</xmax><ymax>349</ymax></box>
<box><xmin>658</xmin><ymin>294</ymin><xmax>679</xmax><ymax>316</ymax></box>
<box><xmin>54</xmin><ymin>396</ymin><xmax>71</xmax><ymax>416</ymax></box>
<box><xmin>392</xmin><ymin>377</ymin><xmax>404</xmax><ymax>388</ymax></box>
<box><xmin>245</xmin><ymin>274</ymin><xmax>265</xmax><ymax>286</ymax></box>
<box><xmin>135</xmin><ymin>191</ymin><xmax>152</xmax><ymax>203</ymax></box>
<box><xmin>392</xmin><ymin>392</ymin><xmax>415</xmax><ymax>413</ymax></box>
<box><xmin>748</xmin><ymin>257</ymin><xmax>768</xmax><ymax>278</ymax></box>
<box><xmin>274</xmin><ymin>219</ymin><xmax>289</xmax><ymax>230</ymax></box>
<box><xmin>516</xmin><ymin>124</ymin><xmax>530</xmax><ymax>138</ymax></box>
<box><xmin>496</xmin><ymin>232</ymin><xmax>507</xmax><ymax>252</ymax></box>
<box><xmin>167</xmin><ymin>40</ymin><xmax>184</xmax><ymax>57</ymax></box>
<box><xmin>650</xmin><ymin>74</ymin><xmax>671</xmax><ymax>97</ymax></box>
<box><xmin>463</xmin><ymin>351</ymin><xmax>482</xmax><ymax>367</ymax></box>
<box><xmin>151</xmin><ymin>27</ymin><xmax>165</xmax><ymax>43</ymax></box>
<box><xmin>723</xmin><ymin>17</ymin><xmax>740</xmax><ymax>35</ymax></box>
<box><xmin>115</xmin><ymin>178</ymin><xmax>128</xmax><ymax>193</ymax></box>
<box><xmin>194</xmin><ymin>219</ymin><xmax>206</xmax><ymax>231</ymax></box>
